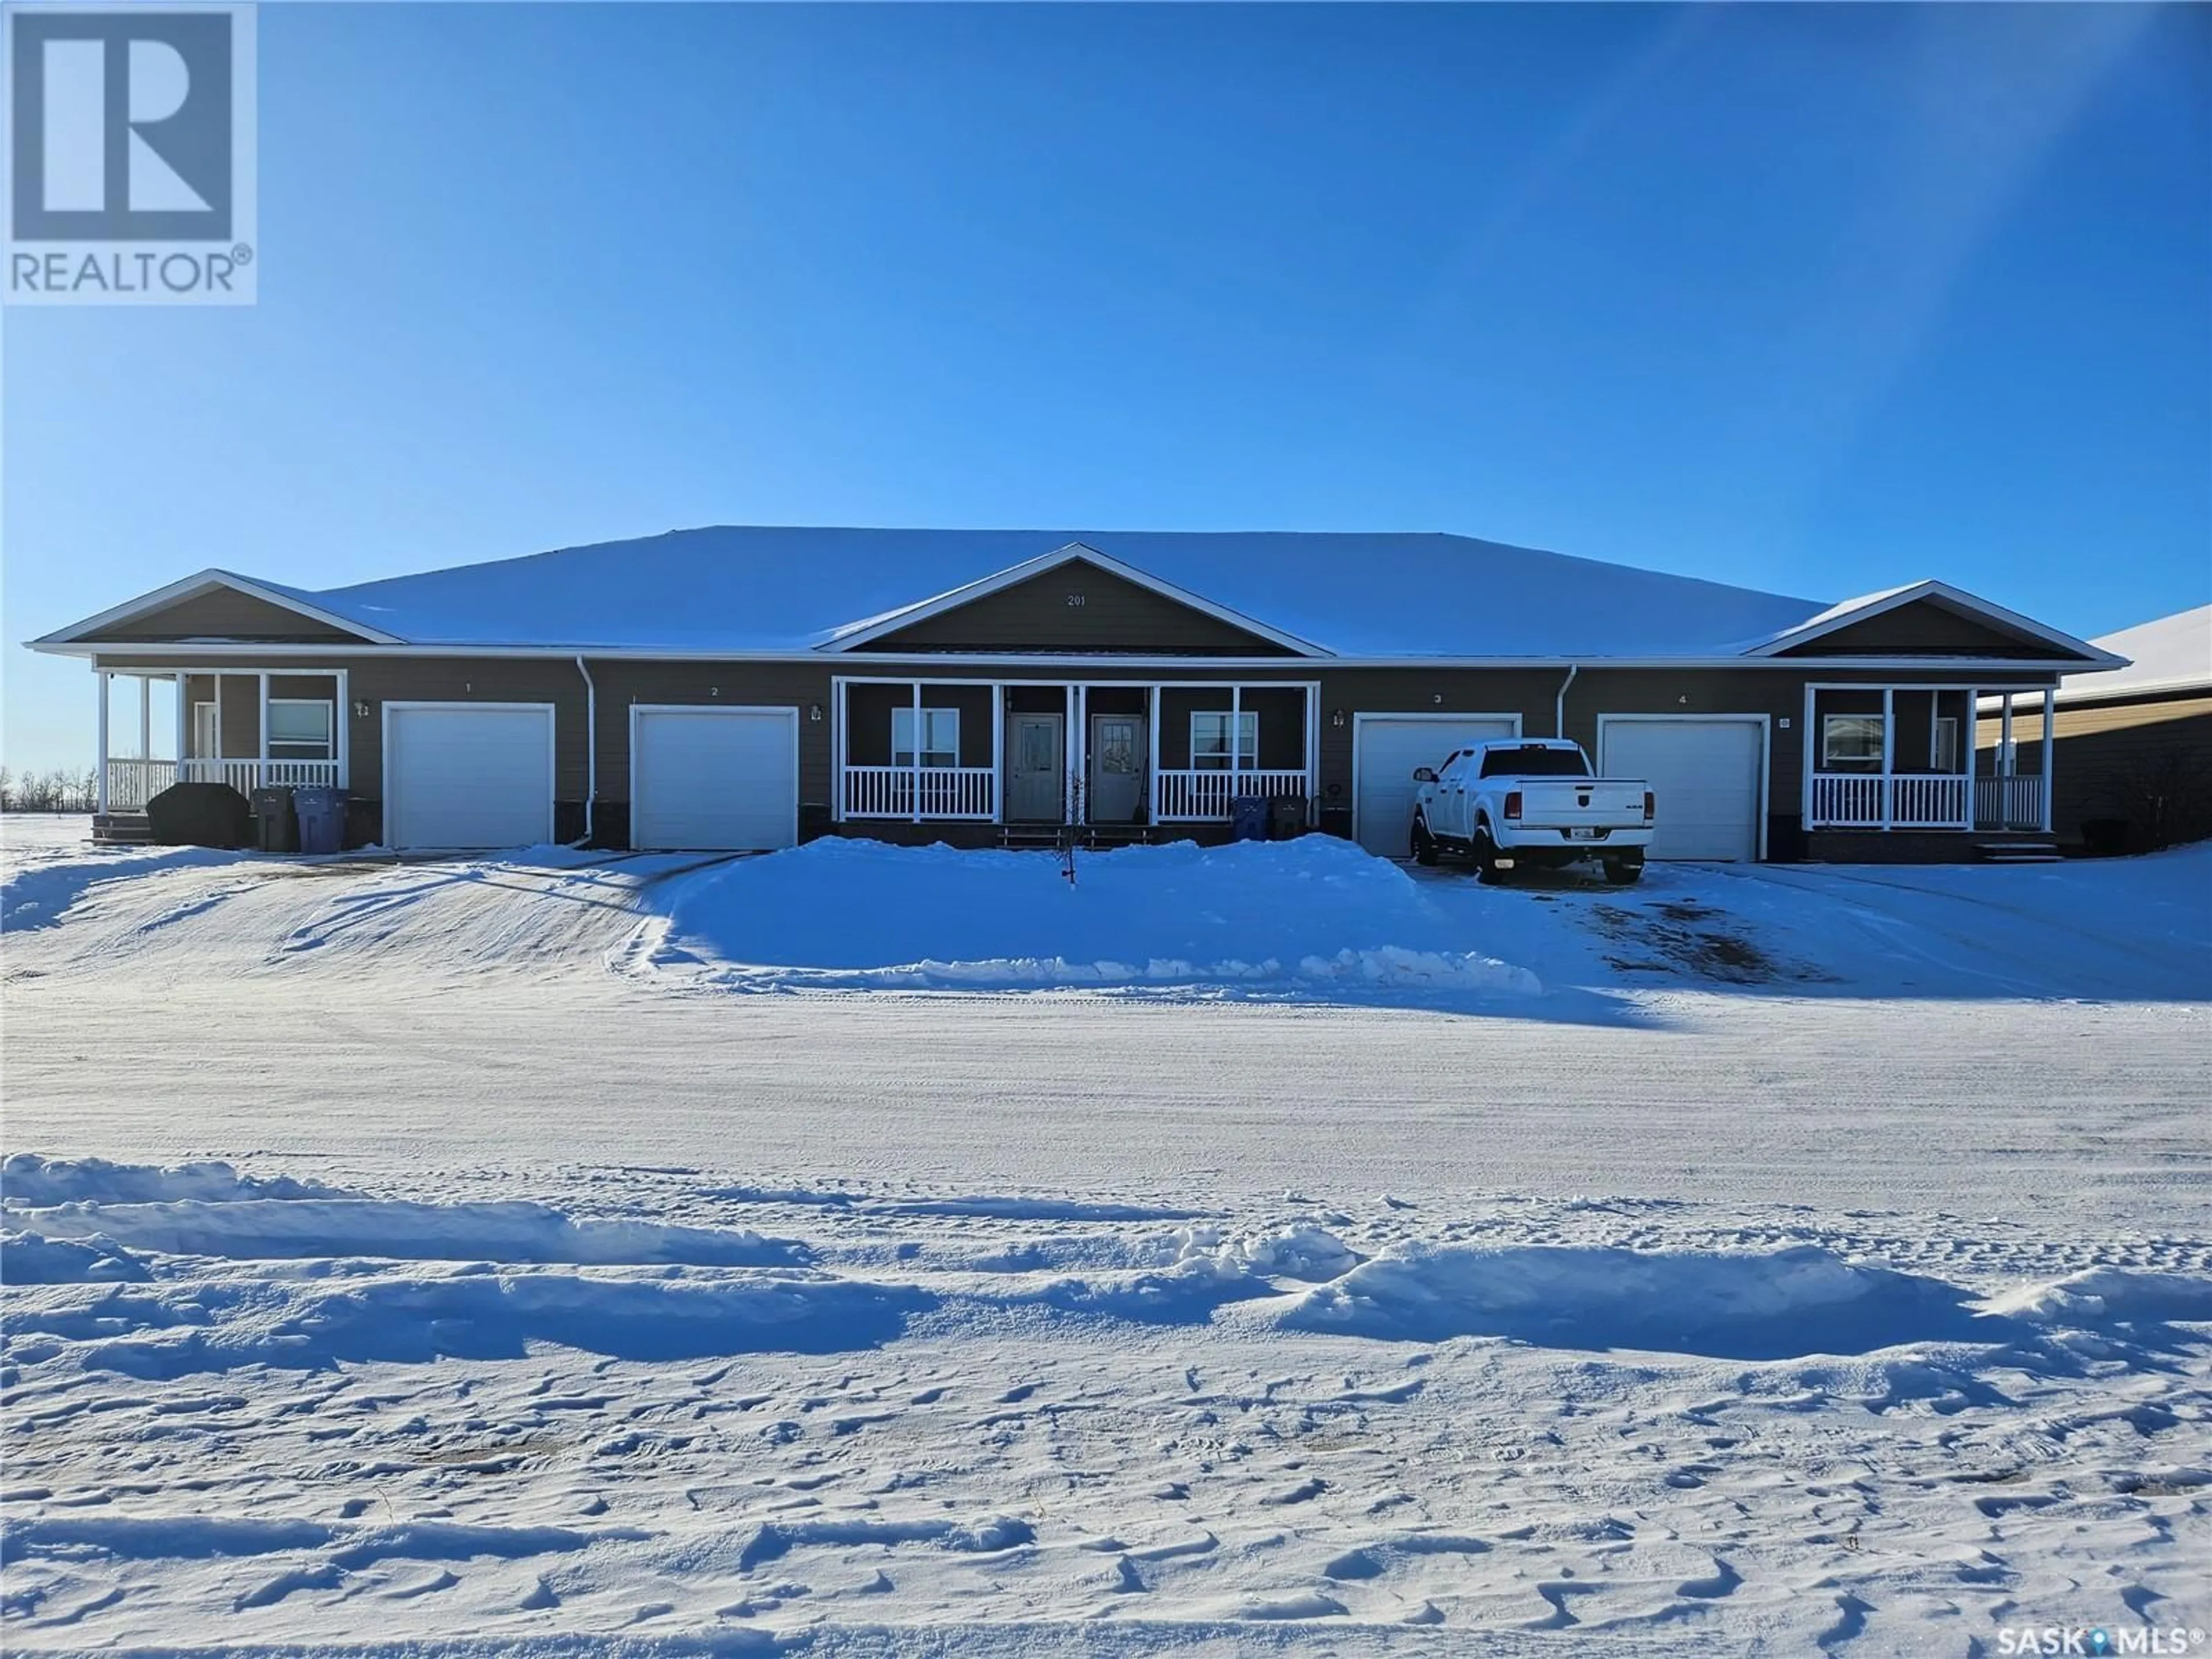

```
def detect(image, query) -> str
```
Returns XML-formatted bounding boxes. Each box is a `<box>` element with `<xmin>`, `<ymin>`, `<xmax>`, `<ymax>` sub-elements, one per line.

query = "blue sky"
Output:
<box><xmin>5</xmin><ymin>2</ymin><xmax>2207</xmax><ymax>774</ymax></box>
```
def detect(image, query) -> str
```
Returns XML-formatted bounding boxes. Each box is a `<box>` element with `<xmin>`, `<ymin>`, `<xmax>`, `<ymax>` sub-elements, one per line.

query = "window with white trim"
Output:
<box><xmin>1191</xmin><ymin>710</ymin><xmax>1257</xmax><ymax>770</ymax></box>
<box><xmin>267</xmin><ymin>699</ymin><xmax>334</xmax><ymax>760</ymax></box>
<box><xmin>1821</xmin><ymin>713</ymin><xmax>1884</xmax><ymax>768</ymax></box>
<box><xmin>892</xmin><ymin>707</ymin><xmax>959</xmax><ymax>767</ymax></box>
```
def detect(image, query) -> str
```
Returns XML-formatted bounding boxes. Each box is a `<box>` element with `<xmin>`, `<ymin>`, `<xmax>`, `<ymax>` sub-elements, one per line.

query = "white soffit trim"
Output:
<box><xmin>31</xmin><ymin>569</ymin><xmax>403</xmax><ymax>647</ymax></box>
<box><xmin>816</xmin><ymin>542</ymin><xmax>1334</xmax><ymax>658</ymax></box>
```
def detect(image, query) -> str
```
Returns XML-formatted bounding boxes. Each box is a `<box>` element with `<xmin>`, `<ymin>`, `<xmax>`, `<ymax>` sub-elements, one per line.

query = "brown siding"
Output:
<box><xmin>102</xmin><ymin>588</ymin><xmax>365</xmax><ymax>644</ymax></box>
<box><xmin>1777</xmin><ymin>600</ymin><xmax>2075</xmax><ymax>660</ymax></box>
<box><xmin>857</xmin><ymin>560</ymin><xmax>1297</xmax><ymax>656</ymax></box>
<box><xmin>588</xmin><ymin>661</ymin><xmax>834</xmax><ymax>812</ymax></box>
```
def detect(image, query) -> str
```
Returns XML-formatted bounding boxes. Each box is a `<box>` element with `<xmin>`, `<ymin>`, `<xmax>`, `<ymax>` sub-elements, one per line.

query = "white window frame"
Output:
<box><xmin>266</xmin><ymin>697</ymin><xmax>335</xmax><ymax>760</ymax></box>
<box><xmin>1821</xmin><ymin>712</ymin><xmax>1885</xmax><ymax>768</ymax></box>
<box><xmin>892</xmin><ymin>705</ymin><xmax>960</xmax><ymax>768</ymax></box>
<box><xmin>1190</xmin><ymin>709</ymin><xmax>1257</xmax><ymax>771</ymax></box>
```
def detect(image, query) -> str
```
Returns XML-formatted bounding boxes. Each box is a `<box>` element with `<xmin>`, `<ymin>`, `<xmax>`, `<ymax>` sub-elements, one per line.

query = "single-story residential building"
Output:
<box><xmin>31</xmin><ymin>527</ymin><xmax>2130</xmax><ymax>861</ymax></box>
<box><xmin>1981</xmin><ymin>604</ymin><xmax>2211</xmax><ymax>853</ymax></box>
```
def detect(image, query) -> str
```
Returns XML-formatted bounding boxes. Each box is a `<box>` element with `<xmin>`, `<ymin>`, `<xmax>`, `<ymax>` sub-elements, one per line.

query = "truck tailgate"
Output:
<box><xmin>1515</xmin><ymin>779</ymin><xmax>1646</xmax><ymax>826</ymax></box>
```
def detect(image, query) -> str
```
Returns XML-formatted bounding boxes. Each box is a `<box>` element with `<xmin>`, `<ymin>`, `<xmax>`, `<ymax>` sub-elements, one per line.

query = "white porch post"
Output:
<box><xmin>335</xmin><ymin>669</ymin><xmax>351</xmax><ymax>789</ymax></box>
<box><xmin>1073</xmin><ymin>685</ymin><xmax>1088</xmax><ymax>825</ymax></box>
<box><xmin>1147</xmin><ymin>685</ymin><xmax>1162</xmax><ymax>826</ymax></box>
<box><xmin>1063</xmin><ymin>684</ymin><xmax>1076</xmax><ymax>824</ymax></box>
<box><xmin>1879</xmin><ymin>686</ymin><xmax>1894</xmax><ymax>831</ymax></box>
<box><xmin>96</xmin><ymin>671</ymin><xmax>111</xmax><ymax>813</ymax></box>
<box><xmin>2001</xmin><ymin>698</ymin><xmax>2015</xmax><ymax>776</ymax></box>
<box><xmin>1305</xmin><ymin>684</ymin><xmax>1319</xmax><ymax>822</ymax></box>
<box><xmin>1229</xmin><ymin>684</ymin><xmax>1243</xmax><ymax>813</ymax></box>
<box><xmin>1960</xmin><ymin>685</ymin><xmax>1976</xmax><ymax>829</ymax></box>
<box><xmin>990</xmin><ymin>684</ymin><xmax>1004</xmax><ymax>824</ymax></box>
<box><xmin>138</xmin><ymin>675</ymin><xmax>151</xmax><ymax>761</ymax></box>
<box><xmin>910</xmin><ymin>681</ymin><xmax>923</xmax><ymax>824</ymax></box>
<box><xmin>213</xmin><ymin>673</ymin><xmax>224</xmax><ymax>775</ymax></box>
<box><xmin>173</xmin><ymin>673</ymin><xmax>187</xmax><ymax>773</ymax></box>
<box><xmin>257</xmin><ymin>671</ymin><xmax>271</xmax><ymax>791</ymax></box>
<box><xmin>2040</xmin><ymin>687</ymin><xmax>2055</xmax><ymax>833</ymax></box>
<box><xmin>830</xmin><ymin>680</ymin><xmax>844</xmax><ymax>823</ymax></box>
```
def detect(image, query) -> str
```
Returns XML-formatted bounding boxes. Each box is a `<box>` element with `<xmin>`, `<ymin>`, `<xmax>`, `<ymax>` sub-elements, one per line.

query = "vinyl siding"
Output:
<box><xmin>1979</xmin><ymin>691</ymin><xmax>2212</xmax><ymax>844</ymax></box>
<box><xmin>855</xmin><ymin>560</ymin><xmax>1299</xmax><ymax>656</ymax></box>
<box><xmin>101</xmin><ymin>588</ymin><xmax>366</xmax><ymax>643</ymax></box>
<box><xmin>1777</xmin><ymin>600</ymin><xmax>2076</xmax><ymax>659</ymax></box>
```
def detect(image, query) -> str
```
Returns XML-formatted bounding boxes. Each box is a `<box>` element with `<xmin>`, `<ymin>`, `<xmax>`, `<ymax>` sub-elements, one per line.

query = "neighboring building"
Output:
<box><xmin>31</xmin><ymin>527</ymin><xmax>2128</xmax><ymax>861</ymax></box>
<box><xmin>1982</xmin><ymin>605</ymin><xmax>2211</xmax><ymax>852</ymax></box>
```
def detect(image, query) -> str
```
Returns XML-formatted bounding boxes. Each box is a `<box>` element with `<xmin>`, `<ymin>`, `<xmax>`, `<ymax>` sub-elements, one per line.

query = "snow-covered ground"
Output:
<box><xmin>3</xmin><ymin>813</ymin><xmax>2207</xmax><ymax>1656</ymax></box>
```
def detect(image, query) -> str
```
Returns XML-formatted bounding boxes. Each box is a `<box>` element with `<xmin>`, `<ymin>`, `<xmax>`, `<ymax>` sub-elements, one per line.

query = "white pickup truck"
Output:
<box><xmin>1410</xmin><ymin>738</ymin><xmax>1654</xmax><ymax>885</ymax></box>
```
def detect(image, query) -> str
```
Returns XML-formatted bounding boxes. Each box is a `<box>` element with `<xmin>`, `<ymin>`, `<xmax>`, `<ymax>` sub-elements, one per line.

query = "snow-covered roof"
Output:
<box><xmin>33</xmin><ymin>524</ymin><xmax>2119</xmax><ymax>664</ymax></box>
<box><xmin>2058</xmin><ymin>604</ymin><xmax>2212</xmax><ymax>703</ymax></box>
<box><xmin>185</xmin><ymin>526</ymin><xmax>1831</xmax><ymax>658</ymax></box>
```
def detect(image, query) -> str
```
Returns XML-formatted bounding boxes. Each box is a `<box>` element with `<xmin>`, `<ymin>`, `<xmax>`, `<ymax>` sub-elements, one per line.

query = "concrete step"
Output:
<box><xmin>91</xmin><ymin>814</ymin><xmax>156</xmax><ymax>846</ymax></box>
<box><xmin>1978</xmin><ymin>840</ymin><xmax>2062</xmax><ymax>863</ymax></box>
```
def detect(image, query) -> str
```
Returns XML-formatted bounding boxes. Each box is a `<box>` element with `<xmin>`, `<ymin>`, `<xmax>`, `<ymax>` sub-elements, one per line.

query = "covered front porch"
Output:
<box><xmin>96</xmin><ymin>668</ymin><xmax>351</xmax><ymax>813</ymax></box>
<box><xmin>831</xmin><ymin>677</ymin><xmax>1319</xmax><ymax>831</ymax></box>
<box><xmin>1804</xmin><ymin>683</ymin><xmax>2052</xmax><ymax>834</ymax></box>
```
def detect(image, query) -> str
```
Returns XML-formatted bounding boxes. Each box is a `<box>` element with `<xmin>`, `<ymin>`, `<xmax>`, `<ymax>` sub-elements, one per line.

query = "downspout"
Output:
<box><xmin>1555</xmin><ymin>664</ymin><xmax>1578</xmax><ymax>739</ymax></box>
<box><xmin>573</xmin><ymin>656</ymin><xmax>597</xmax><ymax>847</ymax></box>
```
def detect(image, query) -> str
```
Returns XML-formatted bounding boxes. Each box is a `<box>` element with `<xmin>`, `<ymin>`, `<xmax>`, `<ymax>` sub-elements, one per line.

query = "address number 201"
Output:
<box><xmin>1066</xmin><ymin>593</ymin><xmax>1086</xmax><ymax>607</ymax></box>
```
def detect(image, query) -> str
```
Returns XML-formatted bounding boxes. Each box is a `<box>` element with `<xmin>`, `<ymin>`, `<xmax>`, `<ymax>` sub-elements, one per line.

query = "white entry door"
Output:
<box><xmin>1354</xmin><ymin>715</ymin><xmax>1519</xmax><ymax>857</ymax></box>
<box><xmin>384</xmin><ymin>703</ymin><xmax>555</xmax><ymax>850</ymax></box>
<box><xmin>631</xmin><ymin>707</ymin><xmax>797</xmax><ymax>851</ymax></box>
<box><xmin>1599</xmin><ymin>717</ymin><xmax>1764</xmax><ymax>861</ymax></box>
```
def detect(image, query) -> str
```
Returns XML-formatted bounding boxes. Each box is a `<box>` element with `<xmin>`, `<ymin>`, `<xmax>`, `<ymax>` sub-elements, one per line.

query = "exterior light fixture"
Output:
<box><xmin>809</xmin><ymin>703</ymin><xmax>823</xmax><ymax>722</ymax></box>
<box><xmin>1331</xmin><ymin>708</ymin><xmax>1345</xmax><ymax>728</ymax></box>
<box><xmin>352</xmin><ymin>700</ymin><xmax>370</xmax><ymax>718</ymax></box>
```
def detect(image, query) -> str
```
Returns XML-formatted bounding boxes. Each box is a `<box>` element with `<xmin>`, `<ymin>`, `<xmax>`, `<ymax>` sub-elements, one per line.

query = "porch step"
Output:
<box><xmin>1976</xmin><ymin>840</ymin><xmax>2062</xmax><ymax>863</ymax></box>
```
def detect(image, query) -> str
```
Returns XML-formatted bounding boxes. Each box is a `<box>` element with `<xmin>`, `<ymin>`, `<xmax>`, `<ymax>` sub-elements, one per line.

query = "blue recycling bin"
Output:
<box><xmin>1230</xmin><ymin>794</ymin><xmax>1269</xmax><ymax>842</ymax></box>
<box><xmin>292</xmin><ymin>786</ymin><xmax>348</xmax><ymax>854</ymax></box>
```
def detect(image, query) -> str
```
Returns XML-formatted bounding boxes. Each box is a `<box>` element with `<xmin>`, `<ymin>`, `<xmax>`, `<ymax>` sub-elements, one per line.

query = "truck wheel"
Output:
<box><xmin>1601</xmin><ymin>856</ymin><xmax>1645</xmax><ymax>886</ymax></box>
<box><xmin>1411</xmin><ymin>820</ymin><xmax>1440</xmax><ymax>867</ymax></box>
<box><xmin>1473</xmin><ymin>828</ymin><xmax>1509</xmax><ymax>885</ymax></box>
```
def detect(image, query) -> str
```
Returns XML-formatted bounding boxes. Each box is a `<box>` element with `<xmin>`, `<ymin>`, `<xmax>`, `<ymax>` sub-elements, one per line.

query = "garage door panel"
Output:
<box><xmin>632</xmin><ymin>708</ymin><xmax>796</xmax><ymax>851</ymax></box>
<box><xmin>386</xmin><ymin>704</ymin><xmax>555</xmax><ymax>850</ymax></box>
<box><xmin>1355</xmin><ymin>717</ymin><xmax>1519</xmax><ymax>857</ymax></box>
<box><xmin>1600</xmin><ymin>719</ymin><xmax>1762</xmax><ymax>862</ymax></box>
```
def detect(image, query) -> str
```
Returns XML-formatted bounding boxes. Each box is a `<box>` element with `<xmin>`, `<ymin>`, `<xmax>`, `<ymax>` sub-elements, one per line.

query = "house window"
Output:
<box><xmin>892</xmin><ymin>707</ymin><xmax>959</xmax><ymax>768</ymax></box>
<box><xmin>1191</xmin><ymin>710</ymin><xmax>1258</xmax><ymax>770</ymax></box>
<box><xmin>1821</xmin><ymin>713</ymin><xmax>1885</xmax><ymax>769</ymax></box>
<box><xmin>1931</xmin><ymin>715</ymin><xmax>1960</xmax><ymax>772</ymax></box>
<box><xmin>267</xmin><ymin>699</ymin><xmax>334</xmax><ymax>760</ymax></box>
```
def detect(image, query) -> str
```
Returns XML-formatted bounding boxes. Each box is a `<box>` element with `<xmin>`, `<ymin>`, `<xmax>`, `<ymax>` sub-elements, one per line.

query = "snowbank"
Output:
<box><xmin>0</xmin><ymin>843</ymin><xmax>240</xmax><ymax>933</ymax></box>
<box><xmin>1985</xmin><ymin>1265</ymin><xmax>2212</xmax><ymax>1325</ymax></box>
<box><xmin>1</xmin><ymin>1153</ymin><xmax>347</xmax><ymax>1208</ymax></box>
<box><xmin>0</xmin><ymin>1228</ymin><xmax>149</xmax><ymax>1284</ymax></box>
<box><xmin>650</xmin><ymin>836</ymin><xmax>1540</xmax><ymax>998</ymax></box>
<box><xmin>1276</xmin><ymin>1243</ymin><xmax>2008</xmax><ymax>1359</ymax></box>
<box><xmin>15</xmin><ymin>1195</ymin><xmax>807</xmax><ymax>1268</ymax></box>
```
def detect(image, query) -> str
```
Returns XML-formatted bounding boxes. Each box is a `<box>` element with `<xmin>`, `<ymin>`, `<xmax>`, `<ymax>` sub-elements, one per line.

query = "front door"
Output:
<box><xmin>1006</xmin><ymin>713</ymin><xmax>1064</xmax><ymax>822</ymax></box>
<box><xmin>1089</xmin><ymin>713</ymin><xmax>1145</xmax><ymax>823</ymax></box>
<box><xmin>192</xmin><ymin>702</ymin><xmax>218</xmax><ymax>764</ymax></box>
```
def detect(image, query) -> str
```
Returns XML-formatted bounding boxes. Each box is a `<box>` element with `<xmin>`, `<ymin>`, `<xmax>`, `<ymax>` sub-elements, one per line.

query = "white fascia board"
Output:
<box><xmin>1740</xmin><ymin>578</ymin><xmax>2123</xmax><ymax>666</ymax></box>
<box><xmin>29</xmin><ymin>569</ymin><xmax>403</xmax><ymax>647</ymax></box>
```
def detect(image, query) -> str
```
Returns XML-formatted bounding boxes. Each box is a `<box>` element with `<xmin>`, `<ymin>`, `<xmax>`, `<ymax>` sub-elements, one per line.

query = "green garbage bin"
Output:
<box><xmin>250</xmin><ymin>786</ymin><xmax>298</xmax><ymax>853</ymax></box>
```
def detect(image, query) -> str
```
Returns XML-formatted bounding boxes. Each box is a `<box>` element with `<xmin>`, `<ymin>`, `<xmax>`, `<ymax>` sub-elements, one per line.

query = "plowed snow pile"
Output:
<box><xmin>646</xmin><ymin>836</ymin><xmax>1541</xmax><ymax>996</ymax></box>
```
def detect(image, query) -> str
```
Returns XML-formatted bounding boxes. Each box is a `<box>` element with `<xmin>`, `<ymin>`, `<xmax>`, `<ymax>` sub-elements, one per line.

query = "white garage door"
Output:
<box><xmin>1600</xmin><ymin>718</ymin><xmax>1763</xmax><ymax>862</ymax></box>
<box><xmin>631</xmin><ymin>707</ymin><xmax>797</xmax><ymax>851</ymax></box>
<box><xmin>1355</xmin><ymin>715</ymin><xmax>1520</xmax><ymax>857</ymax></box>
<box><xmin>384</xmin><ymin>703</ymin><xmax>555</xmax><ymax>850</ymax></box>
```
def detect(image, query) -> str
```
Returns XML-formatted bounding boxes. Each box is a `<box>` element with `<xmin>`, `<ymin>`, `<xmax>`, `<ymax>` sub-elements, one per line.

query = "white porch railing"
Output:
<box><xmin>1154</xmin><ymin>768</ymin><xmax>1309</xmax><ymax>823</ymax></box>
<box><xmin>175</xmin><ymin>758</ymin><xmax>340</xmax><ymax>796</ymax></box>
<box><xmin>1975</xmin><ymin>775</ymin><xmax>2046</xmax><ymax>832</ymax></box>
<box><xmin>843</xmin><ymin>765</ymin><xmax>995</xmax><ymax>820</ymax></box>
<box><xmin>101</xmin><ymin>759</ymin><xmax>179</xmax><ymax>811</ymax></box>
<box><xmin>1811</xmin><ymin>772</ymin><xmax>2047</xmax><ymax>831</ymax></box>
